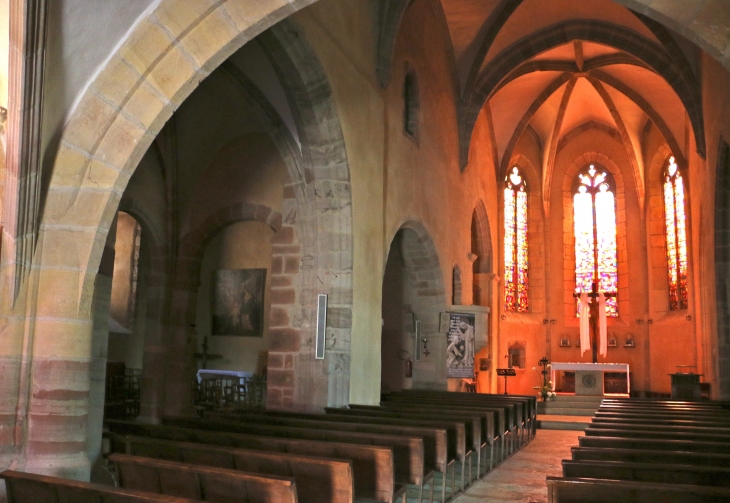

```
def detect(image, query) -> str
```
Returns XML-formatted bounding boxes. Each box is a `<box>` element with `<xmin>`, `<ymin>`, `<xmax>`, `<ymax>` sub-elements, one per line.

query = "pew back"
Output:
<box><xmin>1</xmin><ymin>470</ymin><xmax>206</xmax><ymax>503</ymax></box>
<box><xmin>110</xmin><ymin>453</ymin><xmax>298</xmax><ymax>503</ymax></box>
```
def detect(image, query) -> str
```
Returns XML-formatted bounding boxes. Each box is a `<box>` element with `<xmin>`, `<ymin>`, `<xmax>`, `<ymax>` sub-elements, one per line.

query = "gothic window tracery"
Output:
<box><xmin>573</xmin><ymin>164</ymin><xmax>618</xmax><ymax>316</ymax></box>
<box><xmin>504</xmin><ymin>166</ymin><xmax>528</xmax><ymax>312</ymax></box>
<box><xmin>663</xmin><ymin>156</ymin><xmax>689</xmax><ymax>310</ymax></box>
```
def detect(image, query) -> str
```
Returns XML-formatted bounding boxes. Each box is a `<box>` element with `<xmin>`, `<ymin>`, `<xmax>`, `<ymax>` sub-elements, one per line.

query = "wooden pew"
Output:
<box><xmin>592</xmin><ymin>416</ymin><xmax>730</xmax><ymax>427</ymax></box>
<box><xmin>393</xmin><ymin>390</ymin><xmax>536</xmax><ymax>440</ymax></box>
<box><xmin>546</xmin><ymin>476</ymin><xmax>730</xmax><ymax>503</ymax></box>
<box><xmin>382</xmin><ymin>393</ymin><xmax>520</xmax><ymax>451</ymax></box>
<box><xmin>159</xmin><ymin>416</ymin><xmax>432</xmax><ymax>501</ymax></box>
<box><xmin>577</xmin><ymin>435</ymin><xmax>730</xmax><ymax>454</ymax></box>
<box><xmin>582</xmin><ymin>427</ymin><xmax>730</xmax><ymax>443</ymax></box>
<box><xmin>109</xmin><ymin>453</ymin><xmax>298</xmax><ymax>503</ymax></box>
<box><xmin>210</xmin><ymin>408</ymin><xmax>472</xmax><ymax>496</ymax></box>
<box><xmin>106</xmin><ymin>421</ymin><xmax>402</xmax><ymax>503</ymax></box>
<box><xmin>0</xmin><ymin>470</ymin><xmax>205</xmax><ymax>503</ymax></box>
<box><xmin>587</xmin><ymin>422</ymin><xmax>730</xmax><ymax>439</ymax></box>
<box><xmin>385</xmin><ymin>392</ymin><xmax>523</xmax><ymax>443</ymax></box>
<box><xmin>571</xmin><ymin>446</ymin><xmax>730</xmax><ymax>468</ymax></box>
<box><xmin>562</xmin><ymin>459</ymin><xmax>730</xmax><ymax>487</ymax></box>
<box><xmin>367</xmin><ymin>399</ymin><xmax>507</xmax><ymax>460</ymax></box>
<box><xmin>203</xmin><ymin>410</ymin><xmax>448</xmax><ymax>502</ymax></box>
<box><xmin>112</xmin><ymin>436</ymin><xmax>364</xmax><ymax>503</ymax></box>
<box><xmin>325</xmin><ymin>406</ymin><xmax>493</xmax><ymax>477</ymax></box>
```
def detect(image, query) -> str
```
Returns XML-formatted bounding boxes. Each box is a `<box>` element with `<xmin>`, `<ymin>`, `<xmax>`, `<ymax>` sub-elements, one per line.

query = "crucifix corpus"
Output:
<box><xmin>573</xmin><ymin>281</ymin><xmax>616</xmax><ymax>363</ymax></box>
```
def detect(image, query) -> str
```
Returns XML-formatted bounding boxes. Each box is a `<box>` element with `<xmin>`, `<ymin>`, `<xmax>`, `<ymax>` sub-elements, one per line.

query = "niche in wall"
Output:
<box><xmin>507</xmin><ymin>341</ymin><xmax>526</xmax><ymax>369</ymax></box>
<box><xmin>196</xmin><ymin>221</ymin><xmax>273</xmax><ymax>372</ymax></box>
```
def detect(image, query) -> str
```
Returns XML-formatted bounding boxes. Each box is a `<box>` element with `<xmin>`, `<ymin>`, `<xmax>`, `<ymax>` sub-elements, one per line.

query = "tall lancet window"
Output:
<box><xmin>663</xmin><ymin>156</ymin><xmax>689</xmax><ymax>310</ymax></box>
<box><xmin>504</xmin><ymin>166</ymin><xmax>528</xmax><ymax>312</ymax></box>
<box><xmin>573</xmin><ymin>164</ymin><xmax>618</xmax><ymax>316</ymax></box>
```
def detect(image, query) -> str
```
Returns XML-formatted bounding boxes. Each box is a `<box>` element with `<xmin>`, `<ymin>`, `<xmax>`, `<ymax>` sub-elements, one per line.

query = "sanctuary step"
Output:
<box><xmin>537</xmin><ymin>395</ymin><xmax>603</xmax><ymax>430</ymax></box>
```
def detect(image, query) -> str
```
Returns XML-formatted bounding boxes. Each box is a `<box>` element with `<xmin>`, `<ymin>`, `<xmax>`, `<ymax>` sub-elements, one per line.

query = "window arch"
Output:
<box><xmin>573</xmin><ymin>164</ymin><xmax>618</xmax><ymax>316</ymax></box>
<box><xmin>504</xmin><ymin>166</ymin><xmax>528</xmax><ymax>312</ymax></box>
<box><xmin>403</xmin><ymin>70</ymin><xmax>419</xmax><ymax>138</ymax></box>
<box><xmin>663</xmin><ymin>156</ymin><xmax>689</xmax><ymax>310</ymax></box>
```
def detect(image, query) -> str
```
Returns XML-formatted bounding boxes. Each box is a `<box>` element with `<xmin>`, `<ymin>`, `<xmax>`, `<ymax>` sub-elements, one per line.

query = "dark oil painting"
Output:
<box><xmin>212</xmin><ymin>269</ymin><xmax>266</xmax><ymax>336</ymax></box>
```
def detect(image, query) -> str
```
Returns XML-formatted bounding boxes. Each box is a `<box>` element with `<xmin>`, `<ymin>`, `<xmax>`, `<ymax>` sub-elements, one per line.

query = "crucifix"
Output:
<box><xmin>191</xmin><ymin>324</ymin><xmax>222</xmax><ymax>369</ymax></box>
<box><xmin>574</xmin><ymin>281</ymin><xmax>616</xmax><ymax>363</ymax></box>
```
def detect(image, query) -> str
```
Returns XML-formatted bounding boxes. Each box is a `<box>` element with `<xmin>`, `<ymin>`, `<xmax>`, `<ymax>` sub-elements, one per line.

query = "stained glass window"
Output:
<box><xmin>663</xmin><ymin>156</ymin><xmax>689</xmax><ymax>310</ymax></box>
<box><xmin>573</xmin><ymin>165</ymin><xmax>618</xmax><ymax>316</ymax></box>
<box><xmin>504</xmin><ymin>167</ymin><xmax>528</xmax><ymax>312</ymax></box>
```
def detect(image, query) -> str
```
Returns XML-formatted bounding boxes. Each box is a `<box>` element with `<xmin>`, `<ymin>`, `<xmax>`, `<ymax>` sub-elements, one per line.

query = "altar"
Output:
<box><xmin>551</xmin><ymin>362</ymin><xmax>630</xmax><ymax>396</ymax></box>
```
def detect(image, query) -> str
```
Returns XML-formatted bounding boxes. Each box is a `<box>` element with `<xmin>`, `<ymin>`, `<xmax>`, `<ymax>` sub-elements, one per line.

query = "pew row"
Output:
<box><xmin>209</xmin><ymin>408</ymin><xmax>474</xmax><ymax>496</ymax></box>
<box><xmin>105</xmin><ymin>421</ymin><xmax>405</xmax><ymax>503</ymax></box>
<box><xmin>158</xmin><ymin>416</ymin><xmax>438</xmax><ymax>502</ymax></box>
<box><xmin>546</xmin><ymin>476</ymin><xmax>730</xmax><ymax>503</ymax></box>
<box><xmin>109</xmin><ymin>453</ymin><xmax>299</xmax><ymax>503</ymax></box>
<box><xmin>562</xmin><ymin>459</ymin><xmax>730</xmax><ymax>487</ymax></box>
<box><xmin>0</xmin><ymin>470</ymin><xmax>205</xmax><ymax>503</ymax></box>
<box><xmin>111</xmin><ymin>436</ymin><xmax>355</xmax><ymax>503</ymax></box>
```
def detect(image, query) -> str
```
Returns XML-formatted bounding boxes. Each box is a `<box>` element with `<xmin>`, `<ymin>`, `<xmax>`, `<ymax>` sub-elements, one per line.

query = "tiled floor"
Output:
<box><xmin>452</xmin><ymin>430</ymin><xmax>581</xmax><ymax>503</ymax></box>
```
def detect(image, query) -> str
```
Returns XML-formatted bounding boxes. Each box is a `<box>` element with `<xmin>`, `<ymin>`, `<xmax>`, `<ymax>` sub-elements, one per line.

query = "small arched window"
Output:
<box><xmin>663</xmin><ymin>156</ymin><xmax>689</xmax><ymax>310</ymax></box>
<box><xmin>504</xmin><ymin>166</ymin><xmax>528</xmax><ymax>312</ymax></box>
<box><xmin>403</xmin><ymin>70</ymin><xmax>419</xmax><ymax>138</ymax></box>
<box><xmin>573</xmin><ymin>164</ymin><xmax>618</xmax><ymax>316</ymax></box>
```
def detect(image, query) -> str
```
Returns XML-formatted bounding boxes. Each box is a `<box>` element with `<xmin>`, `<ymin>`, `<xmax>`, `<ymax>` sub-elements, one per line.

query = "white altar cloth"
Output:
<box><xmin>196</xmin><ymin>369</ymin><xmax>254</xmax><ymax>383</ymax></box>
<box><xmin>550</xmin><ymin>362</ymin><xmax>630</xmax><ymax>395</ymax></box>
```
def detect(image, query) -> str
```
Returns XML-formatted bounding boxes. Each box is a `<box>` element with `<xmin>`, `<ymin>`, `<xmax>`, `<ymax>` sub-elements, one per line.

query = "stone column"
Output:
<box><xmin>86</xmin><ymin>218</ymin><xmax>116</xmax><ymax>481</ymax></box>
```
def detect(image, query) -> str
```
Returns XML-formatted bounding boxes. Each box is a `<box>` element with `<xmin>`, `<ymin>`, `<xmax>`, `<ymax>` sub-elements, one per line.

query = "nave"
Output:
<box><xmin>6</xmin><ymin>393</ymin><xmax>730</xmax><ymax>503</ymax></box>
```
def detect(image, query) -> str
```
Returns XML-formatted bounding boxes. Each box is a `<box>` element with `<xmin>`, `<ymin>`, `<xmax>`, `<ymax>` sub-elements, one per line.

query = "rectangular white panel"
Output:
<box><xmin>315</xmin><ymin>294</ymin><xmax>327</xmax><ymax>360</ymax></box>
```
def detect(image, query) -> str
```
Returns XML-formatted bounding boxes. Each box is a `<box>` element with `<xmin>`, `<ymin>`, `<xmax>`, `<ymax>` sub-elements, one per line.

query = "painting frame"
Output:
<box><xmin>211</xmin><ymin>268</ymin><xmax>266</xmax><ymax>337</ymax></box>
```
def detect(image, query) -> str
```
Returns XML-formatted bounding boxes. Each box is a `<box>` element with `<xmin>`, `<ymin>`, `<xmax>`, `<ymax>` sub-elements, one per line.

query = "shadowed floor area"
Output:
<box><xmin>452</xmin><ymin>430</ymin><xmax>581</xmax><ymax>503</ymax></box>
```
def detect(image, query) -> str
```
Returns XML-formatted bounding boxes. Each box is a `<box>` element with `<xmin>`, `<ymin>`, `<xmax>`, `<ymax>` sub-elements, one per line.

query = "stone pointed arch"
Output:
<box><xmin>14</xmin><ymin>0</ymin><xmax>351</xmax><ymax>480</ymax></box>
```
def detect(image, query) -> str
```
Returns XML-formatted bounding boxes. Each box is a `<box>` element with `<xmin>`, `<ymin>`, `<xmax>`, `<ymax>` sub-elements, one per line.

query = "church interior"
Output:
<box><xmin>2</xmin><ymin>0</ymin><xmax>730</xmax><ymax>501</ymax></box>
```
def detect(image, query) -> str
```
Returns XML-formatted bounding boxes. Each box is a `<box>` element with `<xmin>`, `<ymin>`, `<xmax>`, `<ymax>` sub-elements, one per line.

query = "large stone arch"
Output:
<box><xmin>9</xmin><ymin>0</ymin><xmax>351</xmax><ymax>482</ymax></box>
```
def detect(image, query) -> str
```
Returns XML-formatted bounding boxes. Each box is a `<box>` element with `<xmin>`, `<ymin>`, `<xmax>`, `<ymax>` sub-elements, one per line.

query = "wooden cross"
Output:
<box><xmin>193</xmin><ymin>335</ymin><xmax>223</xmax><ymax>369</ymax></box>
<box><xmin>574</xmin><ymin>281</ymin><xmax>616</xmax><ymax>363</ymax></box>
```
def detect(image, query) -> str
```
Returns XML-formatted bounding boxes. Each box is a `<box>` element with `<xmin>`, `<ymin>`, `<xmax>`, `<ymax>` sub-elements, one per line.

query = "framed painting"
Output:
<box><xmin>212</xmin><ymin>269</ymin><xmax>266</xmax><ymax>336</ymax></box>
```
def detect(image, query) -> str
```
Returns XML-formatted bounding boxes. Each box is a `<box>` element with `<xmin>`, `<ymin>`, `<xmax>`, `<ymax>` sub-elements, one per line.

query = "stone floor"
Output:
<box><xmin>452</xmin><ymin>430</ymin><xmax>581</xmax><ymax>503</ymax></box>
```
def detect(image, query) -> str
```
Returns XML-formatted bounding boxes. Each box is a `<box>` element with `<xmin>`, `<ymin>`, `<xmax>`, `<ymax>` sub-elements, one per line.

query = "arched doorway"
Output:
<box><xmin>381</xmin><ymin>224</ymin><xmax>448</xmax><ymax>393</ymax></box>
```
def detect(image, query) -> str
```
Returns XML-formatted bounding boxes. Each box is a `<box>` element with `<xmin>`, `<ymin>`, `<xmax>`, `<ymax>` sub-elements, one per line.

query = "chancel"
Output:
<box><xmin>2</xmin><ymin>0</ymin><xmax>730</xmax><ymax>502</ymax></box>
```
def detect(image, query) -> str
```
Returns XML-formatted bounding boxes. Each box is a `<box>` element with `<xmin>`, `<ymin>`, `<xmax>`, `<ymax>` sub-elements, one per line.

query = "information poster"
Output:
<box><xmin>446</xmin><ymin>312</ymin><xmax>476</xmax><ymax>378</ymax></box>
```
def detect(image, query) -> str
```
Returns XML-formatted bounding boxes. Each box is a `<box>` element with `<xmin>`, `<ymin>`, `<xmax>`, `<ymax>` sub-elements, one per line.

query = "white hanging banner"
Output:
<box><xmin>579</xmin><ymin>292</ymin><xmax>590</xmax><ymax>356</ymax></box>
<box><xmin>599</xmin><ymin>292</ymin><xmax>608</xmax><ymax>358</ymax></box>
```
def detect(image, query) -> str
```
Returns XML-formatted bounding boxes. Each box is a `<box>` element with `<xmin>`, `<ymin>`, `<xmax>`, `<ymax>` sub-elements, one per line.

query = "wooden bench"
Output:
<box><xmin>109</xmin><ymin>453</ymin><xmax>298</xmax><ymax>503</ymax></box>
<box><xmin>385</xmin><ymin>392</ymin><xmax>524</xmax><ymax>441</ymax></box>
<box><xmin>546</xmin><ymin>476</ymin><xmax>730</xmax><ymax>503</ymax></box>
<box><xmin>159</xmin><ymin>415</ymin><xmax>428</xmax><ymax>501</ymax></box>
<box><xmin>112</xmin><ymin>436</ymin><xmax>360</xmax><ymax>503</ymax></box>
<box><xmin>592</xmin><ymin>416</ymin><xmax>730</xmax><ymax>427</ymax></box>
<box><xmin>571</xmin><ymin>446</ymin><xmax>730</xmax><ymax>467</ymax></box>
<box><xmin>325</xmin><ymin>406</ymin><xmax>492</xmax><ymax>477</ymax></box>
<box><xmin>582</xmin><ymin>426</ymin><xmax>730</xmax><ymax>443</ymax></box>
<box><xmin>0</xmin><ymin>470</ymin><xmax>205</xmax><ymax>503</ymax></box>
<box><xmin>562</xmin><ymin>458</ymin><xmax>730</xmax><ymax>487</ymax></box>
<box><xmin>368</xmin><ymin>399</ymin><xmax>507</xmax><ymax>460</ymax></box>
<box><xmin>382</xmin><ymin>394</ymin><xmax>519</xmax><ymax>452</ymax></box>
<box><xmin>578</xmin><ymin>435</ymin><xmax>730</xmax><ymax>454</ymax></box>
<box><xmin>106</xmin><ymin>421</ymin><xmax>402</xmax><ymax>503</ymax></box>
<box><xmin>204</xmin><ymin>410</ymin><xmax>447</xmax><ymax>502</ymax></box>
<box><xmin>393</xmin><ymin>390</ymin><xmax>536</xmax><ymax>440</ymax></box>
<box><xmin>587</xmin><ymin>421</ymin><xmax>730</xmax><ymax>438</ymax></box>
